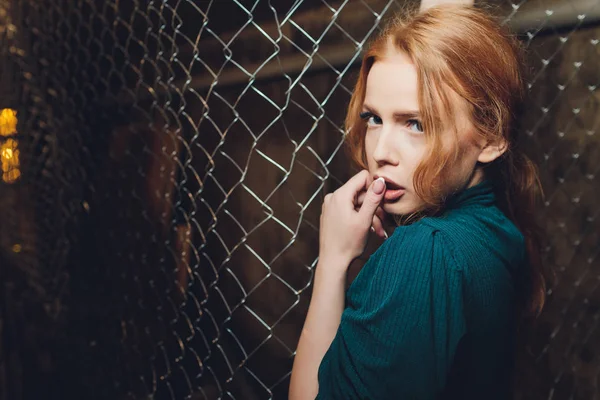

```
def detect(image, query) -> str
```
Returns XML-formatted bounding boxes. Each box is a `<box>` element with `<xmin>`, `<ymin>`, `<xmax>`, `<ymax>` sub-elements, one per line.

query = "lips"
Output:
<box><xmin>375</xmin><ymin>175</ymin><xmax>406</xmax><ymax>202</ymax></box>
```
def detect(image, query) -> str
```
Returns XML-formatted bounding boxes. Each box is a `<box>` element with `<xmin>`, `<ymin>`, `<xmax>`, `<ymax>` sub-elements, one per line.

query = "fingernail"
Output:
<box><xmin>372</xmin><ymin>177</ymin><xmax>385</xmax><ymax>194</ymax></box>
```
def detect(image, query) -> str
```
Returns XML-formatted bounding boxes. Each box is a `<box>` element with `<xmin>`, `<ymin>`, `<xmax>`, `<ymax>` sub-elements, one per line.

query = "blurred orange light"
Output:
<box><xmin>1</xmin><ymin>138</ymin><xmax>21</xmax><ymax>183</ymax></box>
<box><xmin>0</xmin><ymin>108</ymin><xmax>17</xmax><ymax>137</ymax></box>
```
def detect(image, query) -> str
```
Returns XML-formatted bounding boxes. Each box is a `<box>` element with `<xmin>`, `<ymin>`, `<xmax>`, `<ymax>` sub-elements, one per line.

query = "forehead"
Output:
<box><xmin>364</xmin><ymin>51</ymin><xmax>419</xmax><ymax>113</ymax></box>
<box><xmin>365</xmin><ymin>49</ymin><xmax>472</xmax><ymax>130</ymax></box>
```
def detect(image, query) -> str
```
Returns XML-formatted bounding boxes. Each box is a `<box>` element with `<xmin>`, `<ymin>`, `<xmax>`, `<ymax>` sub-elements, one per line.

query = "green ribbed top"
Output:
<box><xmin>317</xmin><ymin>181</ymin><xmax>525</xmax><ymax>399</ymax></box>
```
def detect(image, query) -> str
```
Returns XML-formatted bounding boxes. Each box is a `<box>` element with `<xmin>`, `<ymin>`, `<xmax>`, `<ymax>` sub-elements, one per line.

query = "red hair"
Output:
<box><xmin>345</xmin><ymin>5</ymin><xmax>547</xmax><ymax>317</ymax></box>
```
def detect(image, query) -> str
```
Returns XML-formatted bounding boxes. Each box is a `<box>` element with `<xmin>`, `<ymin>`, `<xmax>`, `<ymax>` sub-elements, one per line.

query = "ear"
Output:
<box><xmin>477</xmin><ymin>139</ymin><xmax>508</xmax><ymax>164</ymax></box>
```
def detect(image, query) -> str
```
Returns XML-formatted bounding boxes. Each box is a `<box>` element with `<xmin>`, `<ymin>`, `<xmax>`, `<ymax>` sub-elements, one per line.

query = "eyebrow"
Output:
<box><xmin>362</xmin><ymin>104</ymin><xmax>421</xmax><ymax>119</ymax></box>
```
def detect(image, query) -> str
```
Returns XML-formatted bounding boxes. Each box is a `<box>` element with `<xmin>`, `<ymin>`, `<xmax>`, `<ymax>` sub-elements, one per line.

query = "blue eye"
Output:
<box><xmin>359</xmin><ymin>111</ymin><xmax>382</xmax><ymax>127</ymax></box>
<box><xmin>407</xmin><ymin>119</ymin><xmax>423</xmax><ymax>133</ymax></box>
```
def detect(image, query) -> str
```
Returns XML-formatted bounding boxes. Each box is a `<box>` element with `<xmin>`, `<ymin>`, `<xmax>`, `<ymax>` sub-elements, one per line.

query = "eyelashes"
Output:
<box><xmin>409</xmin><ymin>119</ymin><xmax>424</xmax><ymax>133</ymax></box>
<box><xmin>359</xmin><ymin>111</ymin><xmax>382</xmax><ymax>126</ymax></box>
<box><xmin>359</xmin><ymin>111</ymin><xmax>423</xmax><ymax>133</ymax></box>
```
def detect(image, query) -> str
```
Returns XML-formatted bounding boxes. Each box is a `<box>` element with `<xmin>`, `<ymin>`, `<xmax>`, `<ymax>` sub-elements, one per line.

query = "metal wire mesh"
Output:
<box><xmin>1</xmin><ymin>0</ymin><xmax>599</xmax><ymax>399</ymax></box>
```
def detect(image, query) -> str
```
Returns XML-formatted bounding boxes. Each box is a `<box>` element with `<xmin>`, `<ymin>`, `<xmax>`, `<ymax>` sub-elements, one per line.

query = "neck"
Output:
<box><xmin>466</xmin><ymin>165</ymin><xmax>485</xmax><ymax>188</ymax></box>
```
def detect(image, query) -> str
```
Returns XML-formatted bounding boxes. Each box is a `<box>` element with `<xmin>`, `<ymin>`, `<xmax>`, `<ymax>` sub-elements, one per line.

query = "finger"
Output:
<box><xmin>354</xmin><ymin>189</ymin><xmax>367</xmax><ymax>210</ymax></box>
<box><xmin>375</xmin><ymin>206</ymin><xmax>386</xmax><ymax>224</ymax></box>
<box><xmin>360</xmin><ymin>197</ymin><xmax>385</xmax><ymax>220</ymax></box>
<box><xmin>371</xmin><ymin>215</ymin><xmax>388</xmax><ymax>239</ymax></box>
<box><xmin>358</xmin><ymin>177</ymin><xmax>386</xmax><ymax>222</ymax></box>
<box><xmin>338</xmin><ymin>170</ymin><xmax>371</xmax><ymax>199</ymax></box>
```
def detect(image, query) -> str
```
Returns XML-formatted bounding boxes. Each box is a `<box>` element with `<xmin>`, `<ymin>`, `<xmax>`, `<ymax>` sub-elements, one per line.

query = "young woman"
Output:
<box><xmin>289</xmin><ymin>4</ymin><xmax>546</xmax><ymax>400</ymax></box>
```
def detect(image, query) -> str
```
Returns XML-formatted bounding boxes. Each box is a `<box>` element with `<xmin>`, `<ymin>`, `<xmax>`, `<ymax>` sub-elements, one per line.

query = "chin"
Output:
<box><xmin>381</xmin><ymin>198</ymin><xmax>423</xmax><ymax>218</ymax></box>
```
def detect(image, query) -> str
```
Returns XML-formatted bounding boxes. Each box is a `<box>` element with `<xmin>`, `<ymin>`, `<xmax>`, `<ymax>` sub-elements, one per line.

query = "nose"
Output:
<box><xmin>371</xmin><ymin>127</ymin><xmax>398</xmax><ymax>166</ymax></box>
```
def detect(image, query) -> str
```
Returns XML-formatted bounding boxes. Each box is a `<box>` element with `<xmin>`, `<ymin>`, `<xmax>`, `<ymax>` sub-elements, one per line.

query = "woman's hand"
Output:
<box><xmin>355</xmin><ymin>188</ymin><xmax>388</xmax><ymax>240</ymax></box>
<box><xmin>319</xmin><ymin>170</ymin><xmax>386</xmax><ymax>270</ymax></box>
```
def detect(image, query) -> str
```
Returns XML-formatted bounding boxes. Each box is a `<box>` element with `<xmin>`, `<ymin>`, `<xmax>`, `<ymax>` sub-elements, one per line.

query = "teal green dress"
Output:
<box><xmin>317</xmin><ymin>181</ymin><xmax>525</xmax><ymax>399</ymax></box>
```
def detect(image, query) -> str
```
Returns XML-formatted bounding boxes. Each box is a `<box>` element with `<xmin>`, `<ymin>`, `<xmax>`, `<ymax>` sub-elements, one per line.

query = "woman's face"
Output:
<box><xmin>363</xmin><ymin>50</ymin><xmax>486</xmax><ymax>216</ymax></box>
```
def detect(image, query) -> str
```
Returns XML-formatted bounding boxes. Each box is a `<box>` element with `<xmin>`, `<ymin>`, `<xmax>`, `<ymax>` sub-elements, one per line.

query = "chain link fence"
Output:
<box><xmin>0</xmin><ymin>0</ymin><xmax>599</xmax><ymax>399</ymax></box>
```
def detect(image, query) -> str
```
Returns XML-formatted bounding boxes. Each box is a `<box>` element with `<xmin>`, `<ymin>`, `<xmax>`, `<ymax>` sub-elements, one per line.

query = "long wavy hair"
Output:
<box><xmin>345</xmin><ymin>4</ymin><xmax>548</xmax><ymax>318</ymax></box>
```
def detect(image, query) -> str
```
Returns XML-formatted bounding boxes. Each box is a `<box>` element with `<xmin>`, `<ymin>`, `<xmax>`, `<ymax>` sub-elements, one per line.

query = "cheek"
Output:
<box><xmin>402</xmin><ymin>135</ymin><xmax>427</xmax><ymax>169</ymax></box>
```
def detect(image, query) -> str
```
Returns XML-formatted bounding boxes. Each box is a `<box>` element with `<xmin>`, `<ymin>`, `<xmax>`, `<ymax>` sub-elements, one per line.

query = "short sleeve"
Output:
<box><xmin>316</xmin><ymin>225</ymin><xmax>467</xmax><ymax>399</ymax></box>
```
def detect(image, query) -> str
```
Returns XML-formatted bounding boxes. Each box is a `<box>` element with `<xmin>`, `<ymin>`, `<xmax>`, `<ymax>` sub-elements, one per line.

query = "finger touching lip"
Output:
<box><xmin>374</xmin><ymin>175</ymin><xmax>405</xmax><ymax>191</ymax></box>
